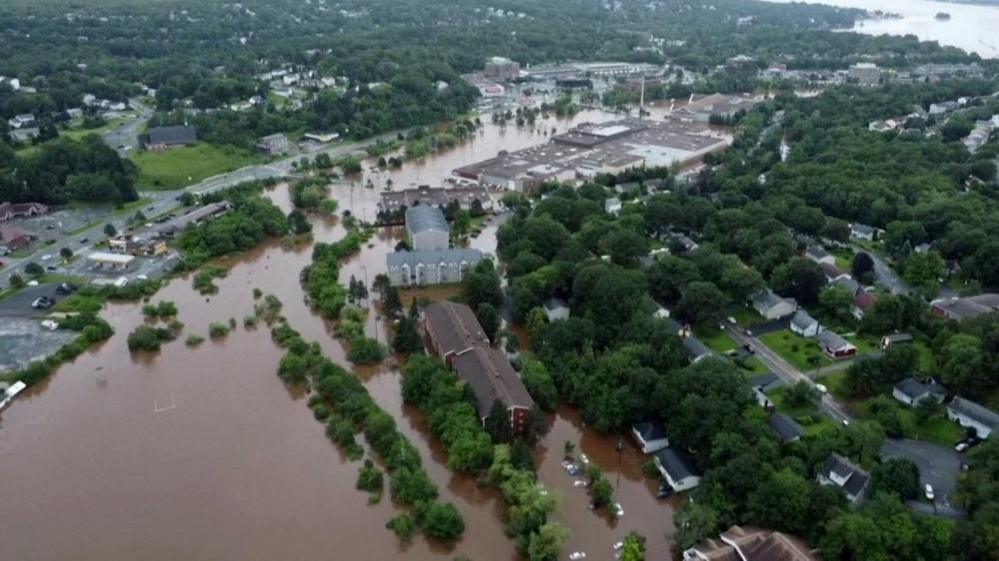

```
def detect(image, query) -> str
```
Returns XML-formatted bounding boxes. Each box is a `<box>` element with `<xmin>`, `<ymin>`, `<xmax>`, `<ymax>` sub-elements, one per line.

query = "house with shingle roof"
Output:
<box><xmin>947</xmin><ymin>397</ymin><xmax>999</xmax><ymax>439</ymax></box>
<box><xmin>654</xmin><ymin>447</ymin><xmax>701</xmax><ymax>492</ymax></box>
<box><xmin>892</xmin><ymin>378</ymin><xmax>946</xmax><ymax>407</ymax></box>
<box><xmin>789</xmin><ymin>310</ymin><xmax>819</xmax><ymax>338</ymax></box>
<box><xmin>683</xmin><ymin>525</ymin><xmax>820</xmax><ymax>561</ymax></box>
<box><xmin>768</xmin><ymin>413</ymin><xmax>805</xmax><ymax>443</ymax></box>
<box><xmin>751</xmin><ymin>290</ymin><xmax>797</xmax><ymax>320</ymax></box>
<box><xmin>817</xmin><ymin>453</ymin><xmax>870</xmax><ymax>503</ymax></box>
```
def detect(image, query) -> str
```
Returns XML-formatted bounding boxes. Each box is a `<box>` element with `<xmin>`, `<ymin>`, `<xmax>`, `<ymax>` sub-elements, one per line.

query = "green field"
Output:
<box><xmin>853</xmin><ymin>399</ymin><xmax>962</xmax><ymax>446</ymax></box>
<box><xmin>759</xmin><ymin>330</ymin><xmax>833</xmax><ymax>371</ymax></box>
<box><xmin>131</xmin><ymin>143</ymin><xmax>262</xmax><ymax>190</ymax></box>
<box><xmin>696</xmin><ymin>327</ymin><xmax>738</xmax><ymax>353</ymax></box>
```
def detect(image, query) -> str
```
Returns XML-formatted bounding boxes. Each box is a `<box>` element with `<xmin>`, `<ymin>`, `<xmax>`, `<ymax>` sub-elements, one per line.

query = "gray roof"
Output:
<box><xmin>851</xmin><ymin>223</ymin><xmax>876</xmax><ymax>235</ymax></box>
<box><xmin>884</xmin><ymin>333</ymin><xmax>913</xmax><ymax>345</ymax></box>
<box><xmin>423</xmin><ymin>301</ymin><xmax>488</xmax><ymax>356</ymax></box>
<box><xmin>632</xmin><ymin>420</ymin><xmax>668</xmax><ymax>443</ymax></box>
<box><xmin>683</xmin><ymin>336</ymin><xmax>713</xmax><ymax>361</ymax></box>
<box><xmin>768</xmin><ymin>413</ymin><xmax>805</xmax><ymax>442</ymax></box>
<box><xmin>452</xmin><ymin>345</ymin><xmax>535</xmax><ymax>417</ymax></box>
<box><xmin>805</xmin><ymin>245</ymin><xmax>831</xmax><ymax>260</ymax></box>
<box><xmin>145</xmin><ymin>125</ymin><xmax>196</xmax><ymax>146</ymax></box>
<box><xmin>753</xmin><ymin>290</ymin><xmax>795</xmax><ymax>311</ymax></box>
<box><xmin>832</xmin><ymin>276</ymin><xmax>861</xmax><ymax>296</ymax></box>
<box><xmin>790</xmin><ymin>309</ymin><xmax>818</xmax><ymax>331</ymax></box>
<box><xmin>405</xmin><ymin>204</ymin><xmax>449</xmax><ymax>235</ymax></box>
<box><xmin>386</xmin><ymin>248</ymin><xmax>483</xmax><ymax>268</ymax></box>
<box><xmin>932</xmin><ymin>294</ymin><xmax>999</xmax><ymax>321</ymax></box>
<box><xmin>817</xmin><ymin>329</ymin><xmax>852</xmax><ymax>351</ymax></box>
<box><xmin>821</xmin><ymin>453</ymin><xmax>870</xmax><ymax>497</ymax></box>
<box><xmin>949</xmin><ymin>397</ymin><xmax>999</xmax><ymax>429</ymax></box>
<box><xmin>654</xmin><ymin>447</ymin><xmax>699</xmax><ymax>480</ymax></box>
<box><xmin>894</xmin><ymin>377</ymin><xmax>929</xmax><ymax>401</ymax></box>
<box><xmin>543</xmin><ymin>297</ymin><xmax>569</xmax><ymax>312</ymax></box>
<box><xmin>749</xmin><ymin>372</ymin><xmax>784</xmax><ymax>393</ymax></box>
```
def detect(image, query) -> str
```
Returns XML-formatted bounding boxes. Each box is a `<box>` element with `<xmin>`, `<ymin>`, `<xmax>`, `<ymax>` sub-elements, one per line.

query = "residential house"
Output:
<box><xmin>768</xmin><ymin>412</ymin><xmax>806</xmax><ymax>443</ymax></box>
<box><xmin>0</xmin><ymin>202</ymin><xmax>48</xmax><ymax>222</ymax></box>
<box><xmin>852</xmin><ymin>291</ymin><xmax>877</xmax><ymax>320</ymax></box>
<box><xmin>542</xmin><ymin>298</ymin><xmax>570</xmax><ymax>322</ymax></box>
<box><xmin>654</xmin><ymin>447</ymin><xmax>701</xmax><ymax>492</ymax></box>
<box><xmin>929</xmin><ymin>101</ymin><xmax>958</xmax><ymax>115</ymax></box>
<box><xmin>751</xmin><ymin>290</ymin><xmax>797</xmax><ymax>320</ymax></box>
<box><xmin>804</xmin><ymin>245</ymin><xmax>835</xmax><ymax>266</ymax></box>
<box><xmin>832</xmin><ymin>276</ymin><xmax>861</xmax><ymax>297</ymax></box>
<box><xmin>817</xmin><ymin>453</ymin><xmax>870</xmax><ymax>504</ymax></box>
<box><xmin>820</xmin><ymin>263</ymin><xmax>849</xmax><ymax>282</ymax></box>
<box><xmin>0</xmin><ymin>224</ymin><xmax>31</xmax><ymax>250</ymax></box>
<box><xmin>892</xmin><ymin>377</ymin><xmax>946</xmax><ymax>407</ymax></box>
<box><xmin>7</xmin><ymin>113</ymin><xmax>35</xmax><ymax>129</ymax></box>
<box><xmin>850</xmin><ymin>223</ymin><xmax>878</xmax><ymax>241</ymax></box>
<box><xmin>483</xmin><ymin>56</ymin><xmax>520</xmax><ymax>82</ymax></box>
<box><xmin>682</xmin><ymin>525</ymin><xmax>820</xmax><ymax>561</ymax></box>
<box><xmin>631</xmin><ymin>420</ymin><xmax>669</xmax><ymax>454</ymax></box>
<box><xmin>385</xmin><ymin>249</ymin><xmax>483</xmax><ymax>287</ymax></box>
<box><xmin>604</xmin><ymin>197</ymin><xmax>622</xmax><ymax>216</ymax></box>
<box><xmin>257</xmin><ymin>133</ymin><xmax>290</xmax><ymax>156</ymax></box>
<box><xmin>789</xmin><ymin>310</ymin><xmax>820</xmax><ymax>338</ymax></box>
<box><xmin>422</xmin><ymin>301</ymin><xmax>534</xmax><ymax>432</ymax></box>
<box><xmin>947</xmin><ymin>397</ymin><xmax>999</xmax><ymax>439</ymax></box>
<box><xmin>405</xmin><ymin>205</ymin><xmax>450</xmax><ymax>251</ymax></box>
<box><xmin>931</xmin><ymin>294</ymin><xmax>999</xmax><ymax>321</ymax></box>
<box><xmin>682</xmin><ymin>335</ymin><xmax>714</xmax><ymax>364</ymax></box>
<box><xmin>142</xmin><ymin>125</ymin><xmax>197</xmax><ymax>149</ymax></box>
<box><xmin>10</xmin><ymin>128</ymin><xmax>39</xmax><ymax>143</ymax></box>
<box><xmin>817</xmin><ymin>330</ymin><xmax>857</xmax><ymax>360</ymax></box>
<box><xmin>881</xmin><ymin>333</ymin><xmax>913</xmax><ymax>351</ymax></box>
<box><xmin>668</xmin><ymin>232</ymin><xmax>699</xmax><ymax>253</ymax></box>
<box><xmin>749</xmin><ymin>372</ymin><xmax>784</xmax><ymax>408</ymax></box>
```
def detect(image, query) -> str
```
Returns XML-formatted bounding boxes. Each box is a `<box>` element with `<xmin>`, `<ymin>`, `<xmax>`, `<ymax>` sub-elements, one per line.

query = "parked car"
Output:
<box><xmin>612</xmin><ymin>503</ymin><xmax>624</xmax><ymax>517</ymax></box>
<box><xmin>815</xmin><ymin>384</ymin><xmax>829</xmax><ymax>394</ymax></box>
<box><xmin>568</xmin><ymin>553</ymin><xmax>587</xmax><ymax>560</ymax></box>
<box><xmin>55</xmin><ymin>283</ymin><xmax>77</xmax><ymax>294</ymax></box>
<box><xmin>46</xmin><ymin>265</ymin><xmax>57</xmax><ymax>271</ymax></box>
<box><xmin>79</xmin><ymin>237</ymin><xmax>89</xmax><ymax>244</ymax></box>
<box><xmin>924</xmin><ymin>484</ymin><xmax>935</xmax><ymax>501</ymax></box>
<box><xmin>32</xmin><ymin>296</ymin><xmax>55</xmax><ymax>309</ymax></box>
<box><xmin>41</xmin><ymin>319</ymin><xmax>59</xmax><ymax>331</ymax></box>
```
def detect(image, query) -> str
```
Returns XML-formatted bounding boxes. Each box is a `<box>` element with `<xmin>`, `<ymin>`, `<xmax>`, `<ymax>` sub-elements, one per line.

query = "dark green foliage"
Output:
<box><xmin>127</xmin><ymin>322</ymin><xmax>182</xmax><ymax>352</ymax></box>
<box><xmin>415</xmin><ymin>501</ymin><xmax>465</xmax><ymax>542</ymax></box>
<box><xmin>178</xmin><ymin>189</ymin><xmax>289</xmax><ymax>267</ymax></box>
<box><xmin>347</xmin><ymin>336</ymin><xmax>387</xmax><ymax>365</ymax></box>
<box><xmin>386</xmin><ymin>514</ymin><xmax>416</xmax><ymax>542</ymax></box>
<box><xmin>392</xmin><ymin>315</ymin><xmax>424</xmax><ymax>354</ymax></box>
<box><xmin>141</xmin><ymin>300</ymin><xmax>178</xmax><ymax>318</ymax></box>
<box><xmin>356</xmin><ymin>460</ymin><xmax>384</xmax><ymax>495</ymax></box>
<box><xmin>872</xmin><ymin>458</ymin><xmax>920</xmax><ymax>500</ymax></box>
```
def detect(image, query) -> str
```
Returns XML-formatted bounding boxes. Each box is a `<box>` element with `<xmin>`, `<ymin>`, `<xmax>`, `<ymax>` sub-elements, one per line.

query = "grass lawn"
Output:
<box><xmin>695</xmin><ymin>327</ymin><xmax>738</xmax><ymax>353</ymax></box>
<box><xmin>131</xmin><ymin>143</ymin><xmax>262</xmax><ymax>190</ymax></box>
<box><xmin>819</xmin><ymin>370</ymin><xmax>851</xmax><ymax>401</ymax></box>
<box><xmin>845</xmin><ymin>334</ymin><xmax>878</xmax><ymax>355</ymax></box>
<box><xmin>759</xmin><ymin>329</ymin><xmax>832</xmax><ymax>371</ymax></box>
<box><xmin>769</xmin><ymin>388</ymin><xmax>838</xmax><ymax>435</ymax></box>
<box><xmin>59</xmin><ymin>118</ymin><xmax>126</xmax><ymax>142</ymax></box>
<box><xmin>853</xmin><ymin>399</ymin><xmax>963</xmax><ymax>446</ymax></box>
<box><xmin>730</xmin><ymin>306</ymin><xmax>762</xmax><ymax>327</ymax></box>
<box><xmin>913</xmin><ymin>341</ymin><xmax>936</xmax><ymax>373</ymax></box>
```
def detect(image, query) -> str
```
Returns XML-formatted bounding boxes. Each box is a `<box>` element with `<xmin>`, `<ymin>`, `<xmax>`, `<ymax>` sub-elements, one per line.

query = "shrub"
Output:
<box><xmin>127</xmin><ymin>324</ymin><xmax>180</xmax><ymax>352</ymax></box>
<box><xmin>142</xmin><ymin>300</ymin><xmax>178</xmax><ymax>318</ymax></box>
<box><xmin>386</xmin><ymin>514</ymin><xmax>416</xmax><ymax>541</ymax></box>
<box><xmin>243</xmin><ymin>315</ymin><xmax>258</xmax><ymax>328</ymax></box>
<box><xmin>208</xmin><ymin>322</ymin><xmax>231</xmax><ymax>338</ymax></box>
<box><xmin>193</xmin><ymin>266</ymin><xmax>228</xmax><ymax>294</ymax></box>
<box><xmin>357</xmin><ymin>460</ymin><xmax>384</xmax><ymax>494</ymax></box>
<box><xmin>347</xmin><ymin>336</ymin><xmax>387</xmax><ymax>365</ymax></box>
<box><xmin>186</xmin><ymin>334</ymin><xmax>205</xmax><ymax>347</ymax></box>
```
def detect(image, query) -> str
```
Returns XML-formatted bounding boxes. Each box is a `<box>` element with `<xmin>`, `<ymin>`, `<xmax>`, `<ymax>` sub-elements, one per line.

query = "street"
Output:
<box><xmin>728</xmin><ymin>326</ymin><xmax>853</xmax><ymax>424</ymax></box>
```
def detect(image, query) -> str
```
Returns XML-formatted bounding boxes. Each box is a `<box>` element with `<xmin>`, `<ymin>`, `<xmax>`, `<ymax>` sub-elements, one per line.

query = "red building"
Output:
<box><xmin>423</xmin><ymin>301</ymin><xmax>534</xmax><ymax>432</ymax></box>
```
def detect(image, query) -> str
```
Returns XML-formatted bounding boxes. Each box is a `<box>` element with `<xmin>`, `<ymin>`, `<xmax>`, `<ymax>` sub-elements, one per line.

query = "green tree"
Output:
<box><xmin>103</xmin><ymin>223</ymin><xmax>117</xmax><ymax>238</ymax></box>
<box><xmin>476</xmin><ymin>302</ymin><xmax>500</xmax><ymax>343</ymax></box>
<box><xmin>676</xmin><ymin>281</ymin><xmax>725</xmax><ymax>325</ymax></box>
<box><xmin>903</xmin><ymin>251</ymin><xmax>944</xmax><ymax>297</ymax></box>
<box><xmin>527</xmin><ymin>522</ymin><xmax>569</xmax><ymax>561</ymax></box>
<box><xmin>9</xmin><ymin>273</ymin><xmax>25</xmax><ymax>289</ymax></box>
<box><xmin>24</xmin><ymin>262</ymin><xmax>43</xmax><ymax>277</ymax></box>
<box><xmin>619</xmin><ymin>532</ymin><xmax>646</xmax><ymax>561</ymax></box>
<box><xmin>772</xmin><ymin>257</ymin><xmax>826</xmax><ymax>305</ymax></box>
<box><xmin>871</xmin><ymin>458</ymin><xmax>920</xmax><ymax>500</ymax></box>
<box><xmin>416</xmin><ymin>501</ymin><xmax>465</xmax><ymax>541</ymax></box>
<box><xmin>675</xmin><ymin>503</ymin><xmax>719</xmax><ymax>550</ymax></box>
<box><xmin>939</xmin><ymin>334</ymin><xmax>988</xmax><ymax>393</ymax></box>
<box><xmin>462</xmin><ymin>259</ymin><xmax>503</xmax><ymax>310</ymax></box>
<box><xmin>392</xmin><ymin>315</ymin><xmax>423</xmax><ymax>354</ymax></box>
<box><xmin>59</xmin><ymin>247</ymin><xmax>73</xmax><ymax>261</ymax></box>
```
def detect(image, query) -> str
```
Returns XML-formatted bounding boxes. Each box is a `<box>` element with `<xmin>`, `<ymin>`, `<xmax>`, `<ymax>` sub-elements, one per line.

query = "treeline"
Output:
<box><xmin>269</xmin><ymin>318</ymin><xmax>464</xmax><ymax>542</ymax></box>
<box><xmin>176</xmin><ymin>182</ymin><xmax>289</xmax><ymax>267</ymax></box>
<box><xmin>0</xmin><ymin>134</ymin><xmax>138</xmax><ymax>205</ymax></box>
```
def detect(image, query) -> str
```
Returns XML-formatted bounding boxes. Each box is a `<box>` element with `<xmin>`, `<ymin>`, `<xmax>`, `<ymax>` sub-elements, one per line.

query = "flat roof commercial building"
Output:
<box><xmin>88</xmin><ymin>251</ymin><xmax>135</xmax><ymax>270</ymax></box>
<box><xmin>454</xmin><ymin>118</ymin><xmax>729</xmax><ymax>191</ymax></box>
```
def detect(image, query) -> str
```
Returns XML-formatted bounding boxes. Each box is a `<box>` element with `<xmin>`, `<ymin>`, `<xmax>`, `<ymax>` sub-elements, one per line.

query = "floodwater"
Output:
<box><xmin>764</xmin><ymin>0</ymin><xmax>999</xmax><ymax>58</ymax></box>
<box><xmin>0</xmin><ymin>110</ymin><xmax>677</xmax><ymax>561</ymax></box>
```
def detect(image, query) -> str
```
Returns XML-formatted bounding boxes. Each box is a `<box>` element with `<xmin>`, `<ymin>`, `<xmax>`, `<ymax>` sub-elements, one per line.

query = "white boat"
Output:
<box><xmin>0</xmin><ymin>381</ymin><xmax>27</xmax><ymax>411</ymax></box>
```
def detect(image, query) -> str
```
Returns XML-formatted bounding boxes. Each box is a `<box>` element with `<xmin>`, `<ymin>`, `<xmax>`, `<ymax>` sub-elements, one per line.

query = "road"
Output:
<box><xmin>728</xmin><ymin>326</ymin><xmax>853</xmax><ymax>424</ymax></box>
<box><xmin>103</xmin><ymin>98</ymin><xmax>153</xmax><ymax>156</ymax></box>
<box><xmin>0</xmin><ymin>123</ymin><xmax>409</xmax><ymax>287</ymax></box>
<box><xmin>854</xmin><ymin>246</ymin><xmax>912</xmax><ymax>296</ymax></box>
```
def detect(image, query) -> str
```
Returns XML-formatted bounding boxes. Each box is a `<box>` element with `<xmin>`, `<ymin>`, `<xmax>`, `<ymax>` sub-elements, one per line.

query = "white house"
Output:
<box><xmin>542</xmin><ymin>298</ymin><xmax>570</xmax><ymax>322</ymax></box>
<box><xmin>892</xmin><ymin>377</ymin><xmax>946</xmax><ymax>407</ymax></box>
<box><xmin>654</xmin><ymin>448</ymin><xmax>700</xmax><ymax>492</ymax></box>
<box><xmin>789</xmin><ymin>309</ymin><xmax>819</xmax><ymax>338</ymax></box>
<box><xmin>817</xmin><ymin>453</ymin><xmax>869</xmax><ymax>504</ymax></box>
<box><xmin>751</xmin><ymin>290</ymin><xmax>797</xmax><ymax>320</ymax></box>
<box><xmin>850</xmin><ymin>223</ymin><xmax>878</xmax><ymax>241</ymax></box>
<box><xmin>604</xmin><ymin>197</ymin><xmax>622</xmax><ymax>216</ymax></box>
<box><xmin>405</xmin><ymin>205</ymin><xmax>450</xmax><ymax>251</ymax></box>
<box><xmin>947</xmin><ymin>397</ymin><xmax>999</xmax><ymax>439</ymax></box>
<box><xmin>631</xmin><ymin>420</ymin><xmax>669</xmax><ymax>454</ymax></box>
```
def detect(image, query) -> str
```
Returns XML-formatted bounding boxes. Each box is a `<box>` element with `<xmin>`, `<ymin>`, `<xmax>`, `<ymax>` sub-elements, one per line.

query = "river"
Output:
<box><xmin>765</xmin><ymin>0</ymin><xmax>999</xmax><ymax>58</ymax></box>
<box><xmin>0</xmin><ymin>110</ymin><xmax>679</xmax><ymax>561</ymax></box>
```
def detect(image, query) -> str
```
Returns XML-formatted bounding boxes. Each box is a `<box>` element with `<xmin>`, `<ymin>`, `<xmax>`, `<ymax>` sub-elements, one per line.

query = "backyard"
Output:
<box><xmin>130</xmin><ymin>143</ymin><xmax>262</xmax><ymax>190</ymax></box>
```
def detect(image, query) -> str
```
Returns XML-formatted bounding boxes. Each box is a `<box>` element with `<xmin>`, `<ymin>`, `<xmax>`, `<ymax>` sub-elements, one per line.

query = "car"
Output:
<box><xmin>26</xmin><ymin>280</ymin><xmax>39</xmax><ymax>287</ymax></box>
<box><xmin>55</xmin><ymin>283</ymin><xmax>77</xmax><ymax>294</ymax></box>
<box><xmin>136</xmin><ymin>274</ymin><xmax>148</xmax><ymax>281</ymax></box>
<box><xmin>572</xmin><ymin>480</ymin><xmax>588</xmax><ymax>488</ymax></box>
<box><xmin>46</xmin><ymin>265</ymin><xmax>57</xmax><ymax>271</ymax></box>
<box><xmin>32</xmin><ymin>296</ymin><xmax>55</xmax><ymax>309</ymax></box>
<box><xmin>147</xmin><ymin>206</ymin><xmax>155</xmax><ymax>211</ymax></box>
<box><xmin>115</xmin><ymin>144</ymin><xmax>125</xmax><ymax>150</ymax></box>
<box><xmin>568</xmin><ymin>553</ymin><xmax>587</xmax><ymax>560</ymax></box>
<box><xmin>924</xmin><ymin>484</ymin><xmax>935</xmax><ymax>501</ymax></box>
<box><xmin>612</xmin><ymin>503</ymin><xmax>624</xmax><ymax>517</ymax></box>
<box><xmin>815</xmin><ymin>384</ymin><xmax>829</xmax><ymax>394</ymax></box>
<box><xmin>726</xmin><ymin>316</ymin><xmax>737</xmax><ymax>325</ymax></box>
<box><xmin>79</xmin><ymin>237</ymin><xmax>89</xmax><ymax>244</ymax></box>
<box><xmin>41</xmin><ymin>319</ymin><xmax>59</xmax><ymax>330</ymax></box>
<box><xmin>45</xmin><ymin>224</ymin><xmax>55</xmax><ymax>230</ymax></box>
<box><xmin>579</xmin><ymin>453</ymin><xmax>590</xmax><ymax>465</ymax></box>
<box><xmin>41</xmin><ymin>254</ymin><xmax>52</xmax><ymax>261</ymax></box>
<box><xmin>956</xmin><ymin>442</ymin><xmax>970</xmax><ymax>452</ymax></box>
<box><xmin>613</xmin><ymin>542</ymin><xmax>624</xmax><ymax>551</ymax></box>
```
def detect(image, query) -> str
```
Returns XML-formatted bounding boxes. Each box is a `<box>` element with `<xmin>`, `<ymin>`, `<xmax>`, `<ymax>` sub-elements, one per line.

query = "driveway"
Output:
<box><xmin>881</xmin><ymin>438</ymin><xmax>963</xmax><ymax>509</ymax></box>
<box><xmin>0</xmin><ymin>284</ymin><xmax>67</xmax><ymax>318</ymax></box>
<box><xmin>855</xmin><ymin>248</ymin><xmax>912</xmax><ymax>296</ymax></box>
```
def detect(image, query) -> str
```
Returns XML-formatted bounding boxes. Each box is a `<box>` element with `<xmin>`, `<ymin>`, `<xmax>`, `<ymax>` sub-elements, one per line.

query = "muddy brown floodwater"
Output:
<box><xmin>0</xmin><ymin>110</ymin><xmax>677</xmax><ymax>561</ymax></box>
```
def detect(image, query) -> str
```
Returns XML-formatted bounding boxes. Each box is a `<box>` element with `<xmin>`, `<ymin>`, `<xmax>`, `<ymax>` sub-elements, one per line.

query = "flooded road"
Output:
<box><xmin>0</xmin><ymin>110</ymin><xmax>677</xmax><ymax>561</ymax></box>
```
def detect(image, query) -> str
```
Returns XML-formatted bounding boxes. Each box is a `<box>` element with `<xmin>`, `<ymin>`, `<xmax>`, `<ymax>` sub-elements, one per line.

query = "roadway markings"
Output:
<box><xmin>153</xmin><ymin>394</ymin><xmax>178</xmax><ymax>413</ymax></box>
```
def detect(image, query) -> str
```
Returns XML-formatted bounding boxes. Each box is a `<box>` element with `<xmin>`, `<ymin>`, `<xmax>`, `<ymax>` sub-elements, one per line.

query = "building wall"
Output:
<box><xmin>892</xmin><ymin>389</ymin><xmax>916</xmax><ymax>407</ymax></box>
<box><xmin>947</xmin><ymin>410</ymin><xmax>993</xmax><ymax>439</ymax></box>
<box><xmin>388</xmin><ymin>259</ymin><xmax>475</xmax><ymax>287</ymax></box>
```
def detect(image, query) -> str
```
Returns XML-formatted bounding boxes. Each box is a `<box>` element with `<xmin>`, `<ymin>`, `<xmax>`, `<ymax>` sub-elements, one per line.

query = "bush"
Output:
<box><xmin>142</xmin><ymin>300</ymin><xmax>178</xmax><ymax>318</ymax></box>
<box><xmin>357</xmin><ymin>460</ymin><xmax>384</xmax><ymax>494</ymax></box>
<box><xmin>208</xmin><ymin>322</ymin><xmax>231</xmax><ymax>338</ymax></box>
<box><xmin>193</xmin><ymin>266</ymin><xmax>228</xmax><ymax>294</ymax></box>
<box><xmin>186</xmin><ymin>334</ymin><xmax>205</xmax><ymax>347</ymax></box>
<box><xmin>127</xmin><ymin>323</ymin><xmax>180</xmax><ymax>352</ymax></box>
<box><xmin>347</xmin><ymin>336</ymin><xmax>387</xmax><ymax>365</ymax></box>
<box><xmin>386</xmin><ymin>514</ymin><xmax>416</xmax><ymax>541</ymax></box>
<box><xmin>416</xmin><ymin>501</ymin><xmax>465</xmax><ymax>541</ymax></box>
<box><xmin>243</xmin><ymin>314</ymin><xmax>258</xmax><ymax>328</ymax></box>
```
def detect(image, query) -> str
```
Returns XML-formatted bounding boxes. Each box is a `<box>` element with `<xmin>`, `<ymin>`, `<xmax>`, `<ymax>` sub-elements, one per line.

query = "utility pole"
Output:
<box><xmin>639</xmin><ymin>75</ymin><xmax>645</xmax><ymax>122</ymax></box>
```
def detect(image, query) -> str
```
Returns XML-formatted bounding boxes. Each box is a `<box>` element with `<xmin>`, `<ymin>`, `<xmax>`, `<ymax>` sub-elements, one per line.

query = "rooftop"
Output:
<box><xmin>452</xmin><ymin>340</ymin><xmax>535</xmax><ymax>418</ymax></box>
<box><xmin>949</xmin><ymin>397</ymin><xmax>999</xmax><ymax>429</ymax></box>
<box><xmin>769</xmin><ymin>413</ymin><xmax>805</xmax><ymax>442</ymax></box>
<box><xmin>820</xmin><ymin>453</ymin><xmax>869</xmax><ymax>497</ymax></box>
<box><xmin>405</xmin><ymin>205</ymin><xmax>450</xmax><ymax>235</ymax></box>
<box><xmin>932</xmin><ymin>293</ymin><xmax>999</xmax><ymax>321</ymax></box>
<box><xmin>424</xmin><ymin>301</ymin><xmax>488</xmax><ymax>357</ymax></box>
<box><xmin>386</xmin><ymin>248</ymin><xmax>483</xmax><ymax>268</ymax></box>
<box><xmin>684</xmin><ymin>525</ymin><xmax>819</xmax><ymax>561</ymax></box>
<box><xmin>655</xmin><ymin>447</ymin><xmax>699</xmax><ymax>481</ymax></box>
<box><xmin>145</xmin><ymin>125</ymin><xmax>197</xmax><ymax>146</ymax></box>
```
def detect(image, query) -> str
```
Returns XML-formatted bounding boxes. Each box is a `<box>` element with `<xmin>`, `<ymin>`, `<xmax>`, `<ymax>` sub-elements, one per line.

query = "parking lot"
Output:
<box><xmin>882</xmin><ymin>438</ymin><xmax>963</xmax><ymax>508</ymax></box>
<box><xmin>0</xmin><ymin>317</ymin><xmax>77</xmax><ymax>372</ymax></box>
